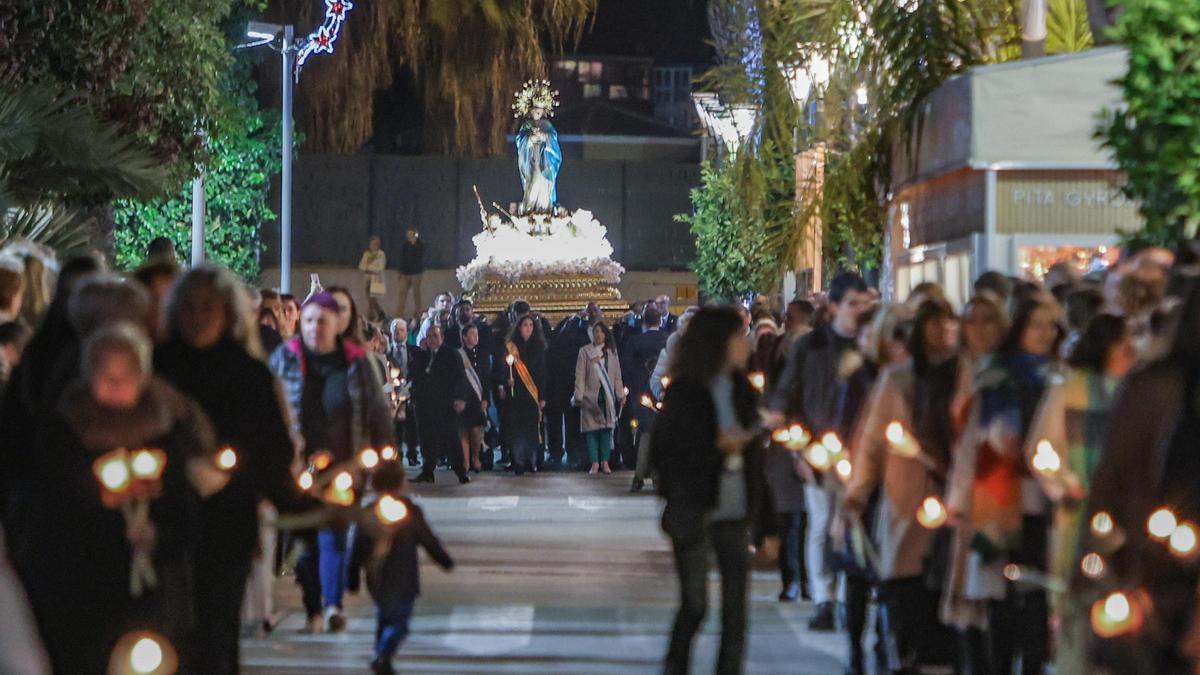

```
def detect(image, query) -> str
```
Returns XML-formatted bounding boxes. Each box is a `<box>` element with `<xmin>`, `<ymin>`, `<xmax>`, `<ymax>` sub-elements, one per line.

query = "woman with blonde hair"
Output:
<box><xmin>155</xmin><ymin>265</ymin><xmax>301</xmax><ymax>672</ymax></box>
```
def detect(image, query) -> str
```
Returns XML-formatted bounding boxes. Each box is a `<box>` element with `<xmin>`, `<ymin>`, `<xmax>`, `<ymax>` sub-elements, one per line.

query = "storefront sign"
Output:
<box><xmin>997</xmin><ymin>170</ymin><xmax>1143</xmax><ymax>235</ymax></box>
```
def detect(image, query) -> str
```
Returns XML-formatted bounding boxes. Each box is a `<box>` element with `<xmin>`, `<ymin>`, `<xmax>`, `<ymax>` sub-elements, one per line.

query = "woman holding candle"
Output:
<box><xmin>270</xmin><ymin>291</ymin><xmax>393</xmax><ymax>634</ymax></box>
<box><xmin>651</xmin><ymin>307</ymin><xmax>765</xmax><ymax>675</ymax></box>
<box><xmin>23</xmin><ymin>321</ymin><xmax>218</xmax><ymax>673</ymax></box>
<box><xmin>843</xmin><ymin>299</ymin><xmax>961</xmax><ymax>673</ymax></box>
<box><xmin>832</xmin><ymin>303</ymin><xmax>910</xmax><ymax>673</ymax></box>
<box><xmin>573</xmin><ymin>321</ymin><xmax>624</xmax><ymax>475</ymax></box>
<box><xmin>943</xmin><ymin>295</ymin><xmax>1063</xmax><ymax>675</ymax></box>
<box><xmin>1022</xmin><ymin>314</ymin><xmax>1132</xmax><ymax>675</ymax></box>
<box><xmin>502</xmin><ymin>314</ymin><xmax>547</xmax><ymax>475</ymax></box>
<box><xmin>156</xmin><ymin>265</ymin><xmax>306</xmax><ymax>672</ymax></box>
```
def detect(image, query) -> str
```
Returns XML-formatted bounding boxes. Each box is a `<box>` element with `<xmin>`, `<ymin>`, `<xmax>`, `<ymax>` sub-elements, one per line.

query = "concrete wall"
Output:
<box><xmin>263</xmin><ymin>154</ymin><xmax>701</xmax><ymax>274</ymax></box>
<box><xmin>260</xmin><ymin>266</ymin><xmax>698</xmax><ymax>321</ymax></box>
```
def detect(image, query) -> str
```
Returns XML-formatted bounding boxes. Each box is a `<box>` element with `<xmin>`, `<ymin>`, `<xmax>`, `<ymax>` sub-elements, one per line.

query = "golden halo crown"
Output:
<box><xmin>512</xmin><ymin>79</ymin><xmax>559</xmax><ymax>119</ymax></box>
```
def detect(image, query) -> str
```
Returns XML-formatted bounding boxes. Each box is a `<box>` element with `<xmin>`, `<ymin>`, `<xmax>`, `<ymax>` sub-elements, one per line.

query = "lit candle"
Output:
<box><xmin>505</xmin><ymin>353</ymin><xmax>515</xmax><ymax>380</ymax></box>
<box><xmin>771</xmin><ymin>428</ymin><xmax>792</xmax><ymax>444</ymax></box>
<box><xmin>110</xmin><ymin>630</ymin><xmax>178</xmax><ymax>675</ymax></box>
<box><xmin>804</xmin><ymin>441</ymin><xmax>832</xmax><ymax>471</ymax></box>
<box><xmin>835</xmin><ymin>458</ymin><xmax>852</xmax><ymax>481</ymax></box>
<box><xmin>660</xmin><ymin>376</ymin><xmax>671</xmax><ymax>390</ymax></box>
<box><xmin>1031</xmin><ymin>439</ymin><xmax>1061</xmax><ymax>476</ymax></box>
<box><xmin>334</xmin><ymin>471</ymin><xmax>353</xmax><ymax>492</ymax></box>
<box><xmin>885</xmin><ymin>421</ymin><xmax>919</xmax><ymax>458</ymax></box>
<box><xmin>310</xmin><ymin>451</ymin><xmax>332</xmax><ymax>472</ymax></box>
<box><xmin>1090</xmin><ymin>511</ymin><xmax>1114</xmax><ymax>537</ymax></box>
<box><xmin>297</xmin><ymin>471</ymin><xmax>314</xmax><ymax>491</ymax></box>
<box><xmin>359</xmin><ymin>448</ymin><xmax>380</xmax><ymax>469</ymax></box>
<box><xmin>380</xmin><ymin>446</ymin><xmax>398</xmax><ymax>461</ymax></box>
<box><xmin>916</xmin><ymin>496</ymin><xmax>947</xmax><ymax>529</ymax></box>
<box><xmin>1091</xmin><ymin>590</ymin><xmax>1141</xmax><ymax>638</ymax></box>
<box><xmin>820</xmin><ymin>432</ymin><xmax>843</xmax><ymax>455</ymax></box>
<box><xmin>215</xmin><ymin>447</ymin><xmax>238</xmax><ymax>471</ymax></box>
<box><xmin>640</xmin><ymin>394</ymin><xmax>654</xmax><ymax>409</ymax></box>
<box><xmin>1170</xmin><ymin>521</ymin><xmax>1198</xmax><ymax>557</ymax></box>
<box><xmin>748</xmin><ymin>372</ymin><xmax>765</xmax><ymax>392</ymax></box>
<box><xmin>1080</xmin><ymin>552</ymin><xmax>1105</xmax><ymax>578</ymax></box>
<box><xmin>94</xmin><ymin>449</ymin><xmax>132</xmax><ymax>494</ymax></box>
<box><xmin>786</xmin><ymin>424</ymin><xmax>809</xmax><ymax>450</ymax></box>
<box><xmin>1147</xmin><ymin>507</ymin><xmax>1177</xmax><ymax>540</ymax></box>
<box><xmin>376</xmin><ymin>494</ymin><xmax>409</xmax><ymax>524</ymax></box>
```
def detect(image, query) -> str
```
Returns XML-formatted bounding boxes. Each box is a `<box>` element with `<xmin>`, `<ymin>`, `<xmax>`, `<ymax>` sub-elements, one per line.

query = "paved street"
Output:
<box><xmin>242</xmin><ymin>470</ymin><xmax>848</xmax><ymax>674</ymax></box>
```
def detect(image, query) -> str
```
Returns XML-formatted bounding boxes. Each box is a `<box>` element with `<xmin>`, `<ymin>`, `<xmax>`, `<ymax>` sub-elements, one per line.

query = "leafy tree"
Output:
<box><xmin>0</xmin><ymin>0</ymin><xmax>240</xmax><ymax>177</ymax></box>
<box><xmin>112</xmin><ymin>70</ymin><xmax>283</xmax><ymax>279</ymax></box>
<box><xmin>1098</xmin><ymin>0</ymin><xmax>1200</xmax><ymax>249</ymax></box>
<box><xmin>268</xmin><ymin>0</ymin><xmax>596</xmax><ymax>155</ymax></box>
<box><xmin>0</xmin><ymin>84</ymin><xmax>167</xmax><ymax>252</ymax></box>
<box><xmin>677</xmin><ymin>164</ymin><xmax>777</xmax><ymax>301</ymax></box>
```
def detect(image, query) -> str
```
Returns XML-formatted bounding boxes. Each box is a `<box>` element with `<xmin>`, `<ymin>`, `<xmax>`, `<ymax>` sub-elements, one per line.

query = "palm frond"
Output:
<box><xmin>1</xmin><ymin>203</ymin><xmax>98</xmax><ymax>253</ymax></box>
<box><xmin>1046</xmin><ymin>0</ymin><xmax>1094</xmax><ymax>54</ymax></box>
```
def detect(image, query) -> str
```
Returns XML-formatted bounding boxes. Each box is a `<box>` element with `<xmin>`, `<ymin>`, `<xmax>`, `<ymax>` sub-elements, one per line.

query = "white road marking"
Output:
<box><xmin>444</xmin><ymin>604</ymin><xmax>535</xmax><ymax>655</ymax></box>
<box><xmin>468</xmin><ymin>496</ymin><xmax>520</xmax><ymax>511</ymax></box>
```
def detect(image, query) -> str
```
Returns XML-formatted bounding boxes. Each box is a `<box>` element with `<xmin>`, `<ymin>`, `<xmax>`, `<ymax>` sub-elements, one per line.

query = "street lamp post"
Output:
<box><xmin>243</xmin><ymin>21</ymin><xmax>296</xmax><ymax>293</ymax></box>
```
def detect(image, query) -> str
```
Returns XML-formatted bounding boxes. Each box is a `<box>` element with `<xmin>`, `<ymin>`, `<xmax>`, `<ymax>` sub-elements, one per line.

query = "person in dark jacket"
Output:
<box><xmin>768</xmin><ymin>271</ymin><xmax>872</xmax><ymax>630</ymax></box>
<box><xmin>457</xmin><ymin>323</ymin><xmax>492</xmax><ymax>473</ymax></box>
<box><xmin>411</xmin><ymin>324</ymin><xmax>471</xmax><ymax>484</ymax></box>
<box><xmin>396</xmin><ymin>228</ymin><xmax>426</xmax><ymax>318</ymax></box>
<box><xmin>502</xmin><ymin>314</ymin><xmax>547</xmax><ymax>475</ymax></box>
<box><xmin>349</xmin><ymin>464</ymin><xmax>453</xmax><ymax>675</ymax></box>
<box><xmin>621</xmin><ymin>304</ymin><xmax>668</xmax><ymax>471</ymax></box>
<box><xmin>155</xmin><ymin>266</ymin><xmax>304</xmax><ymax>673</ymax></box>
<box><xmin>269</xmin><ymin>291</ymin><xmax>393</xmax><ymax>634</ymax></box>
<box><xmin>444</xmin><ymin>299</ymin><xmax>488</xmax><ymax>351</ymax></box>
<box><xmin>546</xmin><ymin>305</ymin><xmax>597</xmax><ymax>469</ymax></box>
<box><xmin>651</xmin><ymin>307</ymin><xmax>766</xmax><ymax>675</ymax></box>
<box><xmin>23</xmin><ymin>322</ymin><xmax>220</xmax><ymax>674</ymax></box>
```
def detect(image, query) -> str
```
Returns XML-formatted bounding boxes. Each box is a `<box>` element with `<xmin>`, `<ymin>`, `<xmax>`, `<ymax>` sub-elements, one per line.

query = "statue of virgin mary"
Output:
<box><xmin>512</xmin><ymin>80</ymin><xmax>562</xmax><ymax>216</ymax></box>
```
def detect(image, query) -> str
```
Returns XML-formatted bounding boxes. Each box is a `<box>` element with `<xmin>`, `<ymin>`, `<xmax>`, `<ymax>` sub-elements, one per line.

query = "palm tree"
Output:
<box><xmin>268</xmin><ymin>0</ymin><xmax>596</xmax><ymax>156</ymax></box>
<box><xmin>0</xmin><ymin>85</ymin><xmax>166</xmax><ymax>251</ymax></box>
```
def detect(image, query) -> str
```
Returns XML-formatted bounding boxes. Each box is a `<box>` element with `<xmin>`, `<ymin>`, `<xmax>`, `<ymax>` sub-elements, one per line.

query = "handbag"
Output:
<box><xmin>369</xmin><ymin>277</ymin><xmax>386</xmax><ymax>296</ymax></box>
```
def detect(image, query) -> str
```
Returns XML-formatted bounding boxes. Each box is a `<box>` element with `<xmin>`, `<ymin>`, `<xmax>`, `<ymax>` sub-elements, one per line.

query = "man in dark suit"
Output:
<box><xmin>619</xmin><ymin>304</ymin><xmax>668</xmax><ymax>471</ymax></box>
<box><xmin>387</xmin><ymin>319</ymin><xmax>422</xmax><ymax>466</ymax></box>
<box><xmin>654</xmin><ymin>294</ymin><xmax>679</xmax><ymax>335</ymax></box>
<box><xmin>411</xmin><ymin>324</ymin><xmax>471</xmax><ymax>484</ymax></box>
<box><xmin>445</xmin><ymin>299</ymin><xmax>489</xmax><ymax>351</ymax></box>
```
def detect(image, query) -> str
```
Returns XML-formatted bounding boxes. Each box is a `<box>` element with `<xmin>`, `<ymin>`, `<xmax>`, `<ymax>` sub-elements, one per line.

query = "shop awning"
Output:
<box><xmin>893</xmin><ymin>47</ymin><xmax>1127</xmax><ymax>189</ymax></box>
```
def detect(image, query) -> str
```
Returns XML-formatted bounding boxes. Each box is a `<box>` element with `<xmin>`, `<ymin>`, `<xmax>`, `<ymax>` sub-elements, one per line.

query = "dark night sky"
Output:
<box><xmin>577</xmin><ymin>0</ymin><xmax>714</xmax><ymax>65</ymax></box>
<box><xmin>372</xmin><ymin>0</ymin><xmax>713</xmax><ymax>152</ymax></box>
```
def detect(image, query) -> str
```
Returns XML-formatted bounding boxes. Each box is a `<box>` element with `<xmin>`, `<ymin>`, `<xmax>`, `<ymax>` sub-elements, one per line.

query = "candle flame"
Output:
<box><xmin>1090</xmin><ymin>511</ymin><xmax>1114</xmax><ymax>536</ymax></box>
<box><xmin>1147</xmin><ymin>507</ymin><xmax>1177</xmax><ymax>540</ymax></box>
<box><xmin>298</xmin><ymin>472</ymin><xmax>314</xmax><ymax>491</ymax></box>
<box><xmin>660</xmin><ymin>376</ymin><xmax>671</xmax><ymax>390</ymax></box>
<box><xmin>359</xmin><ymin>448</ymin><xmax>379</xmax><ymax>469</ymax></box>
<box><xmin>130</xmin><ymin>449</ymin><xmax>165</xmax><ymax>480</ymax></box>
<box><xmin>505</xmin><ymin>354</ymin><xmax>515</xmax><ymax>365</ymax></box>
<box><xmin>380</xmin><ymin>446</ymin><xmax>397</xmax><ymax>461</ymax></box>
<box><xmin>885</xmin><ymin>421</ymin><xmax>905</xmax><ymax>446</ymax></box>
<box><xmin>311</xmin><ymin>451</ymin><xmax>332</xmax><ymax>471</ymax></box>
<box><xmin>820</xmin><ymin>432</ymin><xmax>843</xmax><ymax>454</ymax></box>
<box><xmin>805</xmin><ymin>442</ymin><xmax>832</xmax><ymax>471</ymax></box>
<box><xmin>835</xmin><ymin>458</ymin><xmax>852</xmax><ymax>480</ymax></box>
<box><xmin>376</xmin><ymin>494</ymin><xmax>409</xmax><ymax>524</ymax></box>
<box><xmin>1170</xmin><ymin>521</ymin><xmax>1198</xmax><ymax>557</ymax></box>
<box><xmin>748</xmin><ymin>372</ymin><xmax>765</xmax><ymax>392</ymax></box>
<box><xmin>334</xmin><ymin>471</ymin><xmax>353</xmax><ymax>492</ymax></box>
<box><xmin>917</xmin><ymin>496</ymin><xmax>947</xmax><ymax>529</ymax></box>
<box><xmin>1031</xmin><ymin>439</ymin><xmax>1061</xmax><ymax>475</ymax></box>
<box><xmin>216</xmin><ymin>448</ymin><xmax>238</xmax><ymax>471</ymax></box>
<box><xmin>1080</xmin><ymin>552</ymin><xmax>1105</xmax><ymax>578</ymax></box>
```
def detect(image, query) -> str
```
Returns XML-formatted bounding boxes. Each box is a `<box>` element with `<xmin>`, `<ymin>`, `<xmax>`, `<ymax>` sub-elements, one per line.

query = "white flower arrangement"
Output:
<box><xmin>457</xmin><ymin>209</ymin><xmax>625</xmax><ymax>290</ymax></box>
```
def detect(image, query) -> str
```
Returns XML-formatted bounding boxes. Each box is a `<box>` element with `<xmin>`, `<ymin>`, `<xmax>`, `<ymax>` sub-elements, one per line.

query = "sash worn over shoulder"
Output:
<box><xmin>506</xmin><ymin>341</ymin><xmax>539</xmax><ymax>402</ymax></box>
<box><xmin>459</xmin><ymin>349</ymin><xmax>483</xmax><ymax>401</ymax></box>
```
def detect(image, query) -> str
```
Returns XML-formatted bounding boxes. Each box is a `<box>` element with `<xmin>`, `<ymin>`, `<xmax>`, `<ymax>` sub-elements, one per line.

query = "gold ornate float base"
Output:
<box><xmin>468</xmin><ymin>273</ymin><xmax>626</xmax><ymax>322</ymax></box>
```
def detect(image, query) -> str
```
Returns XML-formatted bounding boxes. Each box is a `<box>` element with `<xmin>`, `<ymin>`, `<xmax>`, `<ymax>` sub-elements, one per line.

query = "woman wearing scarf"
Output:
<box><xmin>458</xmin><ymin>323</ymin><xmax>492</xmax><ymax>474</ymax></box>
<box><xmin>943</xmin><ymin>296</ymin><xmax>1063</xmax><ymax>675</ymax></box>
<box><xmin>573</xmin><ymin>321</ymin><xmax>624</xmax><ymax>475</ymax></box>
<box><xmin>502</xmin><ymin>314</ymin><xmax>546</xmax><ymax>475</ymax></box>
<box><xmin>843</xmin><ymin>299</ymin><xmax>961</xmax><ymax>673</ymax></box>
<box><xmin>1023</xmin><ymin>314</ymin><xmax>1133</xmax><ymax>675</ymax></box>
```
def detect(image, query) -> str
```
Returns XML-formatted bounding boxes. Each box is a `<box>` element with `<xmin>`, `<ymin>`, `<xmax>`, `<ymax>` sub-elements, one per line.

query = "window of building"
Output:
<box><xmin>579</xmin><ymin>61</ymin><xmax>603</xmax><ymax>83</ymax></box>
<box><xmin>554</xmin><ymin>60</ymin><xmax>577</xmax><ymax>78</ymax></box>
<box><xmin>609</xmin><ymin>85</ymin><xmax>628</xmax><ymax>100</ymax></box>
<box><xmin>583</xmin><ymin>83</ymin><xmax>602</xmax><ymax>99</ymax></box>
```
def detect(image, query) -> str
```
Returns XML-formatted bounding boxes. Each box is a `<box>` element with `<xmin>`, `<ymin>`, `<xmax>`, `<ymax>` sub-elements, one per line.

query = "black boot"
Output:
<box><xmin>808</xmin><ymin>602</ymin><xmax>836</xmax><ymax>631</ymax></box>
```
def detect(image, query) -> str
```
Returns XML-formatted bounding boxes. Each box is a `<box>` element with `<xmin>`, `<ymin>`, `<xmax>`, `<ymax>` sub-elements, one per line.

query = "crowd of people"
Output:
<box><xmin>652</xmin><ymin>243</ymin><xmax>1200</xmax><ymax>675</ymax></box>
<box><xmin>0</xmin><ymin>227</ymin><xmax>1198</xmax><ymax>675</ymax></box>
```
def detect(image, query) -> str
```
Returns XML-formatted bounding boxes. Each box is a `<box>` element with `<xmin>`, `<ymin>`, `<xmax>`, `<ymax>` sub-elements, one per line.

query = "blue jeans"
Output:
<box><xmin>296</xmin><ymin>527</ymin><xmax>350</xmax><ymax>617</ymax></box>
<box><xmin>375</xmin><ymin>599</ymin><xmax>416</xmax><ymax>661</ymax></box>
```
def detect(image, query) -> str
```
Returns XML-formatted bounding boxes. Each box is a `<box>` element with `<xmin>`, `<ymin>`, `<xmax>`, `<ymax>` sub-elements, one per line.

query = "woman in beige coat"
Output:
<box><xmin>574</xmin><ymin>321</ymin><xmax>624</xmax><ymax>474</ymax></box>
<box><xmin>843</xmin><ymin>298</ymin><xmax>964</xmax><ymax>672</ymax></box>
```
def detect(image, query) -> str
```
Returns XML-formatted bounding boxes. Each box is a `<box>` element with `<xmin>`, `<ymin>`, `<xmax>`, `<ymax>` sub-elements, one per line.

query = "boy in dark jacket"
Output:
<box><xmin>349</xmin><ymin>464</ymin><xmax>454</xmax><ymax>675</ymax></box>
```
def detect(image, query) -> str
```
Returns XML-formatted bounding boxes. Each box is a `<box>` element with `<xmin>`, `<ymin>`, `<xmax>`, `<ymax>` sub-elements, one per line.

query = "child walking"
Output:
<box><xmin>349</xmin><ymin>464</ymin><xmax>454</xmax><ymax>675</ymax></box>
